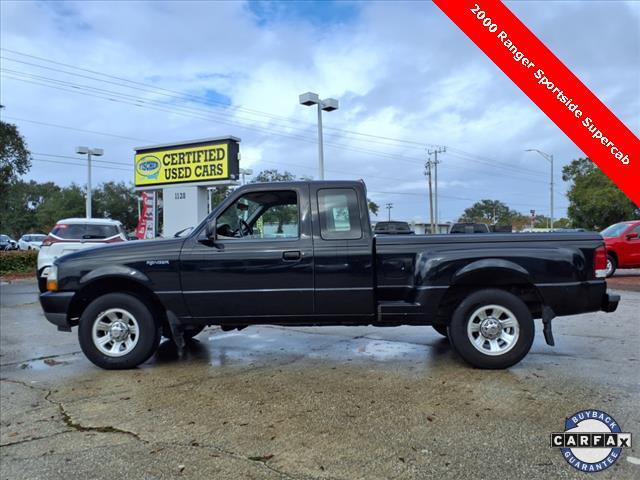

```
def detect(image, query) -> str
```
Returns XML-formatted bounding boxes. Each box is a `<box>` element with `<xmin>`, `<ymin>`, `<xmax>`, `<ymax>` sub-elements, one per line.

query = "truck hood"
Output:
<box><xmin>54</xmin><ymin>237</ymin><xmax>186</xmax><ymax>266</ymax></box>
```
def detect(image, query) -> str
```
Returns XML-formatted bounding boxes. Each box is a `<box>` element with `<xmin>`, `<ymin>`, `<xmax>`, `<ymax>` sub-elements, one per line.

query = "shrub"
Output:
<box><xmin>0</xmin><ymin>250</ymin><xmax>38</xmax><ymax>274</ymax></box>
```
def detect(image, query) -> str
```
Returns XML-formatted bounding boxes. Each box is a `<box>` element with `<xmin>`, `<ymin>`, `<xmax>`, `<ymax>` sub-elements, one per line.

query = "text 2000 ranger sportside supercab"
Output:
<box><xmin>40</xmin><ymin>181</ymin><xmax>619</xmax><ymax>369</ymax></box>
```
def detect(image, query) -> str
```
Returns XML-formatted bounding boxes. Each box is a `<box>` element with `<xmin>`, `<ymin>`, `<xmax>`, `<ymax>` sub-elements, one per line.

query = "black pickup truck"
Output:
<box><xmin>40</xmin><ymin>180</ymin><xmax>619</xmax><ymax>370</ymax></box>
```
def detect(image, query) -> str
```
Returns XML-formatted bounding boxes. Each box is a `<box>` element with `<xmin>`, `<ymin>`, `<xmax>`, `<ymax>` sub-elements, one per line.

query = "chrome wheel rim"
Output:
<box><xmin>467</xmin><ymin>304</ymin><xmax>520</xmax><ymax>356</ymax></box>
<box><xmin>92</xmin><ymin>308</ymin><xmax>139</xmax><ymax>357</ymax></box>
<box><xmin>605</xmin><ymin>259</ymin><xmax>613</xmax><ymax>276</ymax></box>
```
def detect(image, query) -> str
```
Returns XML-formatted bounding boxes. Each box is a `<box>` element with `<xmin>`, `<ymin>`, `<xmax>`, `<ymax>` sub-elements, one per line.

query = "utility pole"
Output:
<box><xmin>525</xmin><ymin>149</ymin><xmax>554</xmax><ymax>231</ymax></box>
<box><xmin>425</xmin><ymin>158</ymin><xmax>435</xmax><ymax>234</ymax></box>
<box><xmin>385</xmin><ymin>203</ymin><xmax>393</xmax><ymax>221</ymax></box>
<box><xmin>427</xmin><ymin>146</ymin><xmax>446</xmax><ymax>233</ymax></box>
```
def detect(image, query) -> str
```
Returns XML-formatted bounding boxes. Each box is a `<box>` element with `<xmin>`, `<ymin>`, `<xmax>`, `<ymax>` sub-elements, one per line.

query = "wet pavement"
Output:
<box><xmin>1</xmin><ymin>280</ymin><xmax>638</xmax><ymax>479</ymax></box>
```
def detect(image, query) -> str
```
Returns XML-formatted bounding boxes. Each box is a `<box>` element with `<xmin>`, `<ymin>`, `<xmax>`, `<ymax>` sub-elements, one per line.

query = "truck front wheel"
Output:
<box><xmin>78</xmin><ymin>293</ymin><xmax>161</xmax><ymax>370</ymax></box>
<box><xmin>448</xmin><ymin>289</ymin><xmax>534</xmax><ymax>369</ymax></box>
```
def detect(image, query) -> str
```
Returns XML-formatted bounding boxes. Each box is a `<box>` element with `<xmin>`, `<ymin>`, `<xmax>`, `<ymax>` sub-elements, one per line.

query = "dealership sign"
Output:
<box><xmin>134</xmin><ymin>137</ymin><xmax>240</xmax><ymax>188</ymax></box>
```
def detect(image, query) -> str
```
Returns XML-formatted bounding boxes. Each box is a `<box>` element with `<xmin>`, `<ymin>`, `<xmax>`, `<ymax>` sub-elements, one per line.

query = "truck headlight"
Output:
<box><xmin>46</xmin><ymin>265</ymin><xmax>58</xmax><ymax>292</ymax></box>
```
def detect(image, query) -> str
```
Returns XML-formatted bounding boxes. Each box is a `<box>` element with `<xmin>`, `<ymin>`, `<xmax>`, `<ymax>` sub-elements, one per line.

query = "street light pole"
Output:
<box><xmin>316</xmin><ymin>102</ymin><xmax>324</xmax><ymax>180</ymax></box>
<box><xmin>525</xmin><ymin>149</ymin><xmax>554</xmax><ymax>231</ymax></box>
<box><xmin>76</xmin><ymin>146</ymin><xmax>103</xmax><ymax>218</ymax></box>
<box><xmin>299</xmin><ymin>92</ymin><xmax>339</xmax><ymax>180</ymax></box>
<box><xmin>239</xmin><ymin>168</ymin><xmax>253</xmax><ymax>185</ymax></box>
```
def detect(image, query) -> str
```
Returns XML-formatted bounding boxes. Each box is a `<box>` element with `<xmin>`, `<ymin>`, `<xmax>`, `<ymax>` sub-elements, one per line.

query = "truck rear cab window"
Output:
<box><xmin>318</xmin><ymin>188</ymin><xmax>362</xmax><ymax>240</ymax></box>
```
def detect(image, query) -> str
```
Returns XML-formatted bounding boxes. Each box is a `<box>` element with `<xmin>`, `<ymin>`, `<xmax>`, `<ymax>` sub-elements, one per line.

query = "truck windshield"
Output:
<box><xmin>601</xmin><ymin>223</ymin><xmax>629</xmax><ymax>238</ymax></box>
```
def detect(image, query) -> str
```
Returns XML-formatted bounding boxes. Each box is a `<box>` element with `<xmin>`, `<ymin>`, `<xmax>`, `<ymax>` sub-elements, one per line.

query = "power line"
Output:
<box><xmin>2</xmin><ymin>72</ymin><xmax>431</xmax><ymax>167</ymax></box>
<box><xmin>2</xmin><ymin>71</ymin><xmax>555</xmax><ymax>186</ymax></box>
<box><xmin>31</xmin><ymin>158</ymin><xmax>132</xmax><ymax>172</ymax></box>
<box><xmin>33</xmin><ymin>152</ymin><xmax>132</xmax><ymax>166</ymax></box>
<box><xmin>0</xmin><ymin>49</ymin><xmax>438</xmax><ymax>148</ymax></box>
<box><xmin>0</xmin><ymin>48</ymin><xmax>561</xmax><ymax>176</ymax></box>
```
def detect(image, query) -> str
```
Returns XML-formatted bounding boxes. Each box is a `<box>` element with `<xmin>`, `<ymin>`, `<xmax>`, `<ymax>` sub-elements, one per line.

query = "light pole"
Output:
<box><xmin>525</xmin><ymin>149</ymin><xmax>554</xmax><ymax>231</ymax></box>
<box><xmin>299</xmin><ymin>92</ymin><xmax>339</xmax><ymax>180</ymax></box>
<box><xmin>76</xmin><ymin>146</ymin><xmax>103</xmax><ymax>218</ymax></box>
<box><xmin>385</xmin><ymin>203</ymin><xmax>393</xmax><ymax>221</ymax></box>
<box><xmin>239</xmin><ymin>168</ymin><xmax>253</xmax><ymax>185</ymax></box>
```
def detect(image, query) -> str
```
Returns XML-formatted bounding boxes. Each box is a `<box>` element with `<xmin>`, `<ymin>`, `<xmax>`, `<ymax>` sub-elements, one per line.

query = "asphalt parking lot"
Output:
<box><xmin>1</xmin><ymin>277</ymin><xmax>639</xmax><ymax>479</ymax></box>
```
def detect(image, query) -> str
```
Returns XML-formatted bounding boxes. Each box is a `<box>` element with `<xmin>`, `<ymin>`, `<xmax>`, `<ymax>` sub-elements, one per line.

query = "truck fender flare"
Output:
<box><xmin>79</xmin><ymin>265</ymin><xmax>152</xmax><ymax>287</ymax></box>
<box><xmin>451</xmin><ymin>258</ymin><xmax>533</xmax><ymax>285</ymax></box>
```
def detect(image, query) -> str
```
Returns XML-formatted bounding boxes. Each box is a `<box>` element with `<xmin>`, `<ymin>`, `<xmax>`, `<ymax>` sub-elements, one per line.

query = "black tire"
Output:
<box><xmin>605</xmin><ymin>254</ymin><xmax>617</xmax><ymax>278</ymax></box>
<box><xmin>78</xmin><ymin>293</ymin><xmax>161</xmax><ymax>370</ymax></box>
<box><xmin>432</xmin><ymin>324</ymin><xmax>449</xmax><ymax>337</ymax></box>
<box><xmin>448</xmin><ymin>289</ymin><xmax>534</xmax><ymax>369</ymax></box>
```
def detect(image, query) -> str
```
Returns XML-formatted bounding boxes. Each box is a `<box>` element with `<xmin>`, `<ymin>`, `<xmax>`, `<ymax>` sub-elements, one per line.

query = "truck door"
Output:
<box><xmin>311</xmin><ymin>185</ymin><xmax>375</xmax><ymax>318</ymax></box>
<box><xmin>624</xmin><ymin>224</ymin><xmax>640</xmax><ymax>266</ymax></box>
<box><xmin>180</xmin><ymin>185</ymin><xmax>314</xmax><ymax>319</ymax></box>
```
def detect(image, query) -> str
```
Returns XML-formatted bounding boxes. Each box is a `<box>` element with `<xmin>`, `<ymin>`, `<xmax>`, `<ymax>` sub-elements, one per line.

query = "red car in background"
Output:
<box><xmin>601</xmin><ymin>220</ymin><xmax>640</xmax><ymax>277</ymax></box>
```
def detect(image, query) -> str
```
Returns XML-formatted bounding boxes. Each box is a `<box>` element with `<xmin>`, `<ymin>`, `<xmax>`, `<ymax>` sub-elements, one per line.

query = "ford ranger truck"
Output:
<box><xmin>39</xmin><ymin>180</ymin><xmax>620</xmax><ymax>370</ymax></box>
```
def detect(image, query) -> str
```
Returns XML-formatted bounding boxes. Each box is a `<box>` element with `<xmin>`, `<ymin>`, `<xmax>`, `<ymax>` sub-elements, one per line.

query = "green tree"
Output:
<box><xmin>253</xmin><ymin>169</ymin><xmax>297</xmax><ymax>183</ymax></box>
<box><xmin>368</xmin><ymin>200</ymin><xmax>379</xmax><ymax>216</ymax></box>
<box><xmin>562</xmin><ymin>157</ymin><xmax>638</xmax><ymax>230</ymax></box>
<box><xmin>251</xmin><ymin>170</ymin><xmax>297</xmax><ymax>233</ymax></box>
<box><xmin>458</xmin><ymin>199</ymin><xmax>519</xmax><ymax>224</ymax></box>
<box><xmin>93</xmin><ymin>181</ymin><xmax>139</xmax><ymax>231</ymax></box>
<box><xmin>0</xmin><ymin>108</ymin><xmax>32</xmax><ymax>198</ymax></box>
<box><xmin>35</xmin><ymin>184</ymin><xmax>85</xmax><ymax>232</ymax></box>
<box><xmin>0</xmin><ymin>180</ymin><xmax>60</xmax><ymax>237</ymax></box>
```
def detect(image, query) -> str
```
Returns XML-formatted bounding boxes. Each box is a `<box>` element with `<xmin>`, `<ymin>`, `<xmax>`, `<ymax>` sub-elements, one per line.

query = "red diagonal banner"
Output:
<box><xmin>433</xmin><ymin>0</ymin><xmax>640</xmax><ymax>207</ymax></box>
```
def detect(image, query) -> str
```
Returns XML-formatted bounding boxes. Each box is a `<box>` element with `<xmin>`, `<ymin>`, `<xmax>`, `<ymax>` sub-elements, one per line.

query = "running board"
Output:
<box><xmin>377</xmin><ymin>301</ymin><xmax>423</xmax><ymax>322</ymax></box>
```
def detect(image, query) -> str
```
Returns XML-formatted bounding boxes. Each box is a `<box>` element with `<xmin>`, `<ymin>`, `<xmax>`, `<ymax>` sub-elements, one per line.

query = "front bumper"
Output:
<box><xmin>601</xmin><ymin>293</ymin><xmax>620</xmax><ymax>313</ymax></box>
<box><xmin>39</xmin><ymin>291</ymin><xmax>74</xmax><ymax>331</ymax></box>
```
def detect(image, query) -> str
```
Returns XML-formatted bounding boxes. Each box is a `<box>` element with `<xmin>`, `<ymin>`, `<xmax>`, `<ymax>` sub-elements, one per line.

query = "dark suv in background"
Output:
<box><xmin>374</xmin><ymin>221</ymin><xmax>414</xmax><ymax>235</ymax></box>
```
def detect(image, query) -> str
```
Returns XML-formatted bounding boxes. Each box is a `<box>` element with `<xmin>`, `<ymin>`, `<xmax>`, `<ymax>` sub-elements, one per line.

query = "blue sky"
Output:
<box><xmin>247</xmin><ymin>0</ymin><xmax>360</xmax><ymax>27</ymax></box>
<box><xmin>1</xmin><ymin>0</ymin><xmax>638</xmax><ymax>226</ymax></box>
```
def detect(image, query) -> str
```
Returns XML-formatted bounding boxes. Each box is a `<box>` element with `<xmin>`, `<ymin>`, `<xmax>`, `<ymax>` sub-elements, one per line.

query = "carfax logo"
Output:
<box><xmin>136</xmin><ymin>155</ymin><xmax>161</xmax><ymax>180</ymax></box>
<box><xmin>551</xmin><ymin>409</ymin><xmax>632</xmax><ymax>472</ymax></box>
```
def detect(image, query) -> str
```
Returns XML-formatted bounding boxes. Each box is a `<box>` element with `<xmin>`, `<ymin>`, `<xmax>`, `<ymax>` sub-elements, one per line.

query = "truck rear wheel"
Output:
<box><xmin>78</xmin><ymin>293</ymin><xmax>161</xmax><ymax>370</ymax></box>
<box><xmin>448</xmin><ymin>289</ymin><xmax>534</xmax><ymax>369</ymax></box>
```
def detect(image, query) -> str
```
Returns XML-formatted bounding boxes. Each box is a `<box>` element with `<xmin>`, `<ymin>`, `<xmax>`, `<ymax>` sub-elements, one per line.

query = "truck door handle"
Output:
<box><xmin>282</xmin><ymin>250</ymin><xmax>301</xmax><ymax>261</ymax></box>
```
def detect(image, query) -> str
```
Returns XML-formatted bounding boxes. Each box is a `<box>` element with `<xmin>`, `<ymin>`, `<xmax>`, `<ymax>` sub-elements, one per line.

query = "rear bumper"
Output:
<box><xmin>39</xmin><ymin>291</ymin><xmax>74</xmax><ymax>330</ymax></box>
<box><xmin>536</xmin><ymin>280</ymin><xmax>622</xmax><ymax>317</ymax></box>
<box><xmin>601</xmin><ymin>293</ymin><xmax>620</xmax><ymax>313</ymax></box>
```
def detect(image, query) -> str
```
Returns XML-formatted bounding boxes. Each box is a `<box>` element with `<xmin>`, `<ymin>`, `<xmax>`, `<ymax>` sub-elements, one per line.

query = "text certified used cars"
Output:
<box><xmin>37</xmin><ymin>218</ymin><xmax>127</xmax><ymax>292</ymax></box>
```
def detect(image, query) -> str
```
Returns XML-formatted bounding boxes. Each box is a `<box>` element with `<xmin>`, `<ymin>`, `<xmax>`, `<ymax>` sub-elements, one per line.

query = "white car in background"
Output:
<box><xmin>37</xmin><ymin>218</ymin><xmax>127</xmax><ymax>292</ymax></box>
<box><xmin>18</xmin><ymin>234</ymin><xmax>47</xmax><ymax>251</ymax></box>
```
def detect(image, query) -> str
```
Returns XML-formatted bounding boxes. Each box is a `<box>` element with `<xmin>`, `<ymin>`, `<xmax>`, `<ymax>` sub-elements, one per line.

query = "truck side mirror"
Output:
<box><xmin>205</xmin><ymin>219</ymin><xmax>217</xmax><ymax>240</ymax></box>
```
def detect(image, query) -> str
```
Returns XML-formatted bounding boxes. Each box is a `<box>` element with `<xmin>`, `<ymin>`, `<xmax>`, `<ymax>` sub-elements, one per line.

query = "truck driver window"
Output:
<box><xmin>318</xmin><ymin>188</ymin><xmax>362</xmax><ymax>240</ymax></box>
<box><xmin>216</xmin><ymin>190</ymin><xmax>299</xmax><ymax>240</ymax></box>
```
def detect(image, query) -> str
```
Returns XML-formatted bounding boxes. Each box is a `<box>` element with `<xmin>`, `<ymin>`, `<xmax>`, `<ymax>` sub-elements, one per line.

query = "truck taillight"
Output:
<box><xmin>594</xmin><ymin>245</ymin><xmax>607</xmax><ymax>278</ymax></box>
